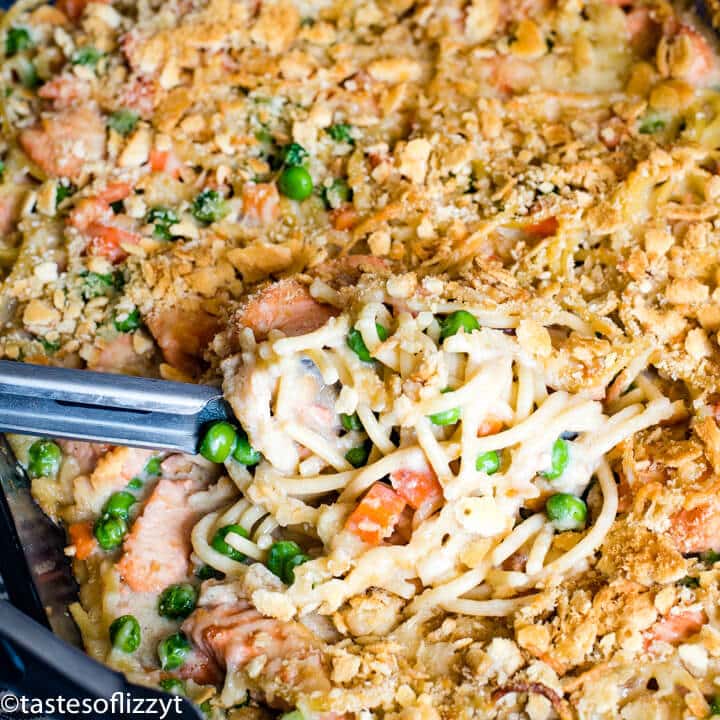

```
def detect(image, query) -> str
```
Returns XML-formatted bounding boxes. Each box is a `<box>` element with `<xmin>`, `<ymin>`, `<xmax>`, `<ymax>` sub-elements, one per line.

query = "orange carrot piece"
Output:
<box><xmin>149</xmin><ymin>149</ymin><xmax>182</xmax><ymax>179</ymax></box>
<box><xmin>345</xmin><ymin>482</ymin><xmax>406</xmax><ymax>545</ymax></box>
<box><xmin>524</xmin><ymin>216</ymin><xmax>558</xmax><ymax>239</ymax></box>
<box><xmin>330</xmin><ymin>205</ymin><xmax>358</xmax><ymax>231</ymax></box>
<box><xmin>68</xmin><ymin>520</ymin><xmax>97</xmax><ymax>560</ymax></box>
<box><xmin>478</xmin><ymin>417</ymin><xmax>504</xmax><ymax>437</ymax></box>
<box><xmin>87</xmin><ymin>224</ymin><xmax>141</xmax><ymax>263</ymax></box>
<box><xmin>390</xmin><ymin>467</ymin><xmax>443</xmax><ymax>510</ymax></box>
<box><xmin>97</xmin><ymin>182</ymin><xmax>132</xmax><ymax>204</ymax></box>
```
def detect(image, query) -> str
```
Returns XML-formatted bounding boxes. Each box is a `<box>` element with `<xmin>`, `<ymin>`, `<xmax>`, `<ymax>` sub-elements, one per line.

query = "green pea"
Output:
<box><xmin>27</xmin><ymin>439</ymin><xmax>62</xmax><ymax>478</ymax></box>
<box><xmin>283</xmin><ymin>553</ymin><xmax>309</xmax><ymax>584</ymax></box>
<box><xmin>710</xmin><ymin>695</ymin><xmax>720</xmax><ymax>716</ymax></box>
<box><xmin>677</xmin><ymin>575</ymin><xmax>700</xmax><ymax>588</ymax></box>
<box><xmin>321</xmin><ymin>178</ymin><xmax>351</xmax><ymax>209</ymax></box>
<box><xmin>103</xmin><ymin>491</ymin><xmax>136</xmax><ymax>520</ymax></box>
<box><xmin>278</xmin><ymin>166</ymin><xmax>313</xmax><ymax>201</ymax></box>
<box><xmin>267</xmin><ymin>541</ymin><xmax>302</xmax><ymax>579</ymax></box>
<box><xmin>439</xmin><ymin>310</ymin><xmax>480</xmax><ymax>340</ymax></box>
<box><xmin>211</xmin><ymin>524</ymin><xmax>248</xmax><ymax>562</ymax></box>
<box><xmin>638</xmin><ymin>112</ymin><xmax>666</xmax><ymax>134</ymax></box>
<box><xmin>127</xmin><ymin>477</ymin><xmax>143</xmax><ymax>490</ymax></box>
<box><xmin>545</xmin><ymin>493</ymin><xmax>587</xmax><ymax>531</ymax></box>
<box><xmin>158</xmin><ymin>583</ymin><xmax>198</xmax><ymax>620</ymax></box>
<box><xmin>114</xmin><ymin>308</ymin><xmax>141</xmax><ymax>333</ymax></box>
<box><xmin>158</xmin><ymin>678</ymin><xmax>186</xmax><ymax>696</ymax></box>
<box><xmin>345</xmin><ymin>444</ymin><xmax>370</xmax><ymax>468</ymax></box>
<box><xmin>192</xmin><ymin>189</ymin><xmax>229</xmax><ymax>224</ymax></box>
<box><xmin>540</xmin><ymin>437</ymin><xmax>570</xmax><ymax>480</ymax></box>
<box><xmin>196</xmin><ymin>564</ymin><xmax>223</xmax><ymax>581</ymax></box>
<box><xmin>94</xmin><ymin>515</ymin><xmax>128</xmax><ymax>551</ymax></box>
<box><xmin>281</xmin><ymin>142</ymin><xmax>308</xmax><ymax>167</ymax></box>
<box><xmin>55</xmin><ymin>181</ymin><xmax>76</xmax><ymax>205</ymax></box>
<box><xmin>108</xmin><ymin>109</ymin><xmax>139</xmax><ymax>136</ymax></box>
<box><xmin>340</xmin><ymin>413</ymin><xmax>363</xmax><ymax>431</ymax></box>
<box><xmin>326</xmin><ymin>123</ymin><xmax>354</xmax><ymax>144</ymax></box>
<box><xmin>199</xmin><ymin>700</ymin><xmax>213</xmax><ymax>717</ymax></box>
<box><xmin>232</xmin><ymin>428</ymin><xmax>261</xmax><ymax>466</ymax></box>
<box><xmin>82</xmin><ymin>271</ymin><xmax>114</xmax><ymax>300</ymax></box>
<box><xmin>147</xmin><ymin>206</ymin><xmax>178</xmax><ymax>240</ymax></box>
<box><xmin>6</xmin><ymin>27</ymin><xmax>32</xmax><ymax>56</ymax></box>
<box><xmin>428</xmin><ymin>390</ymin><xmax>461</xmax><ymax>426</ymax></box>
<box><xmin>428</xmin><ymin>406</ymin><xmax>461</xmax><ymax>426</ymax></box>
<box><xmin>280</xmin><ymin>712</ymin><xmax>305</xmax><ymax>720</ymax></box>
<box><xmin>347</xmin><ymin>323</ymin><xmax>388</xmax><ymax>362</ymax></box>
<box><xmin>109</xmin><ymin>615</ymin><xmax>141</xmax><ymax>653</ymax></box>
<box><xmin>144</xmin><ymin>456</ymin><xmax>162</xmax><ymax>477</ymax></box>
<box><xmin>158</xmin><ymin>632</ymin><xmax>191</xmax><ymax>671</ymax></box>
<box><xmin>476</xmin><ymin>450</ymin><xmax>500</xmax><ymax>474</ymax></box>
<box><xmin>701</xmin><ymin>550</ymin><xmax>720</xmax><ymax>566</ymax></box>
<box><xmin>72</xmin><ymin>46</ymin><xmax>103</xmax><ymax>67</ymax></box>
<box><xmin>199</xmin><ymin>421</ymin><xmax>238</xmax><ymax>463</ymax></box>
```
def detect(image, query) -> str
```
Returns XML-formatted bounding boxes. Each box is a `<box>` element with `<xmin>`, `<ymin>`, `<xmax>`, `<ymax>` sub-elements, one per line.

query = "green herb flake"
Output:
<box><xmin>6</xmin><ymin>27</ymin><xmax>32</xmax><ymax>57</ymax></box>
<box><xmin>108</xmin><ymin>109</ymin><xmax>139</xmax><ymax>136</ymax></box>
<box><xmin>72</xmin><ymin>46</ymin><xmax>103</xmax><ymax>67</ymax></box>
<box><xmin>326</xmin><ymin>123</ymin><xmax>354</xmax><ymax>144</ymax></box>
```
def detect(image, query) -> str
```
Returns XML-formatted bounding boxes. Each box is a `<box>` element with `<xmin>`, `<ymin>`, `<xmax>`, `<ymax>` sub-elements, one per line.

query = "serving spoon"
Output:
<box><xmin>0</xmin><ymin>359</ymin><xmax>233</xmax><ymax>454</ymax></box>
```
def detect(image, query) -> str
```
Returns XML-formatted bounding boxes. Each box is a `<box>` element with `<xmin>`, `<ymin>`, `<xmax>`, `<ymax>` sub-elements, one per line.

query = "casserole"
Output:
<box><xmin>3</xmin><ymin>0</ymin><xmax>720</xmax><ymax>718</ymax></box>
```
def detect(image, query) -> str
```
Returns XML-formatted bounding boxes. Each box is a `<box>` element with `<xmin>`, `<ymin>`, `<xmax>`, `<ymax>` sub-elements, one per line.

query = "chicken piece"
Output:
<box><xmin>73</xmin><ymin>446</ymin><xmax>155</xmax><ymax>515</ymax></box>
<box><xmin>57</xmin><ymin>440</ymin><xmax>110</xmax><ymax>476</ymax></box>
<box><xmin>0</xmin><ymin>189</ymin><xmax>25</xmax><ymax>235</ymax></box>
<box><xmin>20</xmin><ymin>107</ymin><xmax>106</xmax><ymax>181</ymax></box>
<box><xmin>183</xmin><ymin>596</ymin><xmax>330</xmax><ymax>706</ymax></box>
<box><xmin>146</xmin><ymin>304</ymin><xmax>221</xmax><ymax>377</ymax></box>
<box><xmin>646</xmin><ymin>608</ymin><xmax>706</xmax><ymax>646</ymax></box>
<box><xmin>117</xmin><ymin>478</ymin><xmax>201</xmax><ymax>592</ymax></box>
<box><xmin>85</xmin><ymin>334</ymin><xmax>154</xmax><ymax>376</ymax></box>
<box><xmin>233</xmin><ymin>278</ymin><xmax>337</xmax><ymax>341</ymax></box>
<box><xmin>38</xmin><ymin>74</ymin><xmax>90</xmax><ymax>109</ymax></box>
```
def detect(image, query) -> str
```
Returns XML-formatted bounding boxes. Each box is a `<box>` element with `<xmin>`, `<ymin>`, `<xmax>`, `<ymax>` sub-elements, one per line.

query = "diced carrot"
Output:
<box><xmin>390</xmin><ymin>467</ymin><xmax>443</xmax><ymax>510</ymax></box>
<box><xmin>149</xmin><ymin>149</ymin><xmax>169</xmax><ymax>172</ymax></box>
<box><xmin>97</xmin><ymin>182</ymin><xmax>132</xmax><ymax>204</ymax></box>
<box><xmin>330</xmin><ymin>205</ymin><xmax>358</xmax><ymax>231</ymax></box>
<box><xmin>478</xmin><ymin>417</ymin><xmax>504</xmax><ymax>437</ymax></box>
<box><xmin>149</xmin><ymin>149</ymin><xmax>182</xmax><ymax>179</ymax></box>
<box><xmin>86</xmin><ymin>224</ymin><xmax>141</xmax><ymax>264</ymax></box>
<box><xmin>345</xmin><ymin>482</ymin><xmax>406</xmax><ymax>545</ymax></box>
<box><xmin>646</xmin><ymin>608</ymin><xmax>706</xmax><ymax>646</ymax></box>
<box><xmin>524</xmin><ymin>216</ymin><xmax>558</xmax><ymax>239</ymax></box>
<box><xmin>68</xmin><ymin>520</ymin><xmax>97</xmax><ymax>560</ymax></box>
